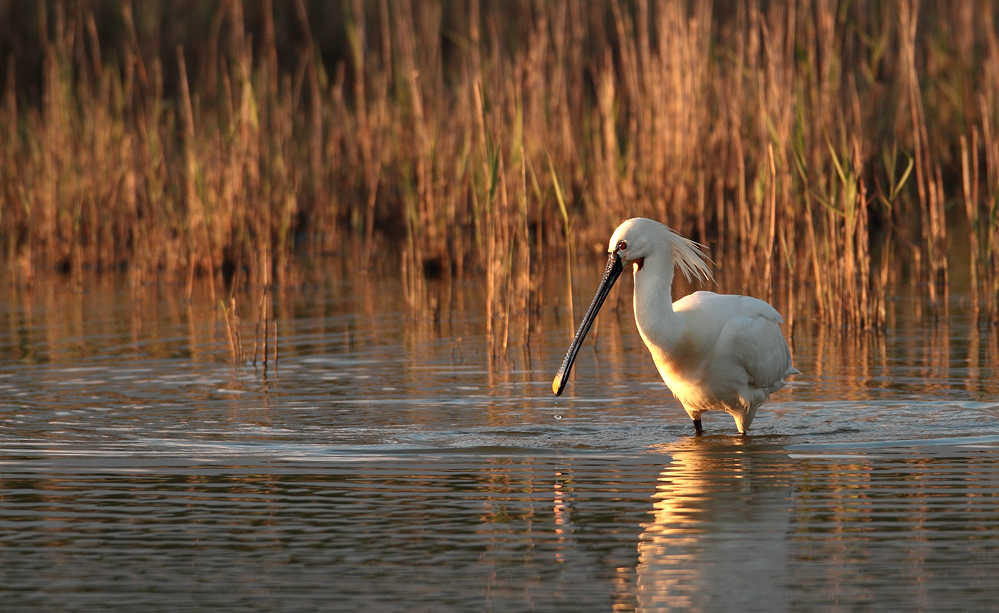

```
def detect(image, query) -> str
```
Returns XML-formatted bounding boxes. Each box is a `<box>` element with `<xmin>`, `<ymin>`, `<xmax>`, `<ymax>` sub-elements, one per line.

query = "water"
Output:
<box><xmin>2</xmin><ymin>266</ymin><xmax>999</xmax><ymax>612</ymax></box>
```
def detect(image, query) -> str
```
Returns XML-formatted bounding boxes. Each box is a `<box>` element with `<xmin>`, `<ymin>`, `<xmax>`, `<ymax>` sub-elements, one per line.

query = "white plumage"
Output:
<box><xmin>553</xmin><ymin>217</ymin><xmax>799</xmax><ymax>434</ymax></box>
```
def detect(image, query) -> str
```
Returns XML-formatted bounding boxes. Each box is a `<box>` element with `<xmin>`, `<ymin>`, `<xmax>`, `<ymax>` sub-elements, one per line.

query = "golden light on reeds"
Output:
<box><xmin>3</xmin><ymin>0</ymin><xmax>999</xmax><ymax>348</ymax></box>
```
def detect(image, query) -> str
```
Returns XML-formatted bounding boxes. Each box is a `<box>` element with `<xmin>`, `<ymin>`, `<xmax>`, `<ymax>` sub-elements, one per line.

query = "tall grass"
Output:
<box><xmin>3</xmin><ymin>0</ymin><xmax>999</xmax><ymax>342</ymax></box>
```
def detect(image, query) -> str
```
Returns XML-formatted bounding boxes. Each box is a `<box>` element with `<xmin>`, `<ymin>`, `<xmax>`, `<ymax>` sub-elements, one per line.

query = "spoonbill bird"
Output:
<box><xmin>552</xmin><ymin>218</ymin><xmax>799</xmax><ymax>434</ymax></box>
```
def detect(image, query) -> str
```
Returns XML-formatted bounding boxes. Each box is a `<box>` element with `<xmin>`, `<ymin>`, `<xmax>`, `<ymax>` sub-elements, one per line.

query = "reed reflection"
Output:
<box><xmin>553</xmin><ymin>469</ymin><xmax>574</xmax><ymax>565</ymax></box>
<box><xmin>786</xmin><ymin>451</ymin><xmax>999</xmax><ymax>611</ymax></box>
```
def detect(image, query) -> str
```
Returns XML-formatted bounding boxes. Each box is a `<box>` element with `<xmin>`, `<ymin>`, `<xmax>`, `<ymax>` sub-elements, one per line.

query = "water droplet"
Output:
<box><xmin>553</xmin><ymin>414</ymin><xmax>562</xmax><ymax>420</ymax></box>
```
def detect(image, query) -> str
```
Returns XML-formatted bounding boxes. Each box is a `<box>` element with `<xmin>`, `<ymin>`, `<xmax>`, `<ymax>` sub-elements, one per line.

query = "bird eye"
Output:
<box><xmin>617</xmin><ymin>240</ymin><xmax>628</xmax><ymax>252</ymax></box>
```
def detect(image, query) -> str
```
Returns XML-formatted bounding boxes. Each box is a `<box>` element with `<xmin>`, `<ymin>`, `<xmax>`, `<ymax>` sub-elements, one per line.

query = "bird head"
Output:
<box><xmin>552</xmin><ymin>218</ymin><xmax>713</xmax><ymax>396</ymax></box>
<box><xmin>607</xmin><ymin>218</ymin><xmax>654</xmax><ymax>271</ymax></box>
<box><xmin>609</xmin><ymin>218</ymin><xmax>714</xmax><ymax>282</ymax></box>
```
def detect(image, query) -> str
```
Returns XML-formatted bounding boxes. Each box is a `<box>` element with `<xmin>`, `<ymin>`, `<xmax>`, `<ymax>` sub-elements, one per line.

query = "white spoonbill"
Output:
<box><xmin>552</xmin><ymin>218</ymin><xmax>799</xmax><ymax>434</ymax></box>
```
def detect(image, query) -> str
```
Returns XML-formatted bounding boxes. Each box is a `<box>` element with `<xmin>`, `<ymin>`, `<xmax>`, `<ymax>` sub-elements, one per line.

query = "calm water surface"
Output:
<box><xmin>2</xmin><ymin>265</ymin><xmax>999</xmax><ymax>612</ymax></box>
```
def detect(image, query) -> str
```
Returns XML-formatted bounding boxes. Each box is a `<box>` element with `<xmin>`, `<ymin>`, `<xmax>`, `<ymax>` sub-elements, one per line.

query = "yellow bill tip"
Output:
<box><xmin>552</xmin><ymin>376</ymin><xmax>561</xmax><ymax>396</ymax></box>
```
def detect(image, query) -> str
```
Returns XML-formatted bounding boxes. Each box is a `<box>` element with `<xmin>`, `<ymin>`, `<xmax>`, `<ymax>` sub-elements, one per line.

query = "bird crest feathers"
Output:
<box><xmin>662</xmin><ymin>225</ymin><xmax>714</xmax><ymax>284</ymax></box>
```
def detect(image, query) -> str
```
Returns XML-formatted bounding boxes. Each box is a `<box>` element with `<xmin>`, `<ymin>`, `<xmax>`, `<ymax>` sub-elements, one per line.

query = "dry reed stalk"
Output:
<box><xmin>177</xmin><ymin>46</ymin><xmax>215</xmax><ymax>303</ymax></box>
<box><xmin>221</xmin><ymin>296</ymin><xmax>244</xmax><ymax>367</ymax></box>
<box><xmin>900</xmin><ymin>0</ymin><xmax>947</xmax><ymax>315</ymax></box>
<box><xmin>519</xmin><ymin>144</ymin><xmax>531</xmax><ymax>351</ymax></box>
<box><xmin>347</xmin><ymin>0</ymin><xmax>383</xmax><ymax>270</ymax></box>
<box><xmin>980</xmin><ymin>96</ymin><xmax>999</xmax><ymax>324</ymax></box>
<box><xmin>763</xmin><ymin>143</ymin><xmax>777</xmax><ymax>302</ymax></box>
<box><xmin>293</xmin><ymin>0</ymin><xmax>329</xmax><ymax>256</ymax></box>
<box><xmin>961</xmin><ymin>133</ymin><xmax>981</xmax><ymax>319</ymax></box>
<box><xmin>852</xmin><ymin>137</ymin><xmax>873</xmax><ymax>330</ymax></box>
<box><xmin>981</xmin><ymin>23</ymin><xmax>999</xmax><ymax>325</ymax></box>
<box><xmin>550</xmin><ymin>156</ymin><xmax>575</xmax><ymax>341</ymax></box>
<box><xmin>252</xmin><ymin>278</ymin><xmax>268</xmax><ymax>375</ymax></box>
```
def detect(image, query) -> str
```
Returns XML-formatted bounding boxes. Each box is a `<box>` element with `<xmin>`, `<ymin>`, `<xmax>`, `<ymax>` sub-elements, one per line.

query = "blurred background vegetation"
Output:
<box><xmin>1</xmin><ymin>0</ymin><xmax>999</xmax><ymax>330</ymax></box>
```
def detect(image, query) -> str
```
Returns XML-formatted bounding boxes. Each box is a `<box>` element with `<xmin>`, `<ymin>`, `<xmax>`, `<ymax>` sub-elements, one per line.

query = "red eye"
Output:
<box><xmin>617</xmin><ymin>240</ymin><xmax>628</xmax><ymax>251</ymax></box>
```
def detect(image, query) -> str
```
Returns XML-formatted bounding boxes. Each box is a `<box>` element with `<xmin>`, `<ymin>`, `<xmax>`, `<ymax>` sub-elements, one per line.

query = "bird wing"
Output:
<box><xmin>674</xmin><ymin>291</ymin><xmax>781</xmax><ymax>320</ymax></box>
<box><xmin>676</xmin><ymin>292</ymin><xmax>793</xmax><ymax>392</ymax></box>
<box><xmin>724</xmin><ymin>296</ymin><xmax>794</xmax><ymax>391</ymax></box>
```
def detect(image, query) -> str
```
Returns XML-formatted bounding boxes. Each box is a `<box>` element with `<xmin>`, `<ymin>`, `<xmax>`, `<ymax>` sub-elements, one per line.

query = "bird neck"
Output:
<box><xmin>632</xmin><ymin>250</ymin><xmax>678</xmax><ymax>342</ymax></box>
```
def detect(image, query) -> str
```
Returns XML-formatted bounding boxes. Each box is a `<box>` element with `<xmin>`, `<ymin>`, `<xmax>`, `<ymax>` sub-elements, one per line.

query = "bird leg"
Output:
<box><xmin>693</xmin><ymin>418</ymin><xmax>703</xmax><ymax>434</ymax></box>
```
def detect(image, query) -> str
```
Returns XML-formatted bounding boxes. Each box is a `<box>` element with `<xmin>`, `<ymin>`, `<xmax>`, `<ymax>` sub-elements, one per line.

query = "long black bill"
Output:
<box><xmin>552</xmin><ymin>252</ymin><xmax>625</xmax><ymax>396</ymax></box>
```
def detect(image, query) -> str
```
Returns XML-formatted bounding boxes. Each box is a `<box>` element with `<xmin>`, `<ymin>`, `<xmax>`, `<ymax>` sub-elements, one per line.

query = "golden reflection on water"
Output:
<box><xmin>2</xmin><ymin>274</ymin><xmax>221</xmax><ymax>364</ymax></box>
<box><xmin>4</xmin><ymin>256</ymin><xmax>999</xmax><ymax>416</ymax></box>
<box><xmin>790</xmin><ymin>450</ymin><xmax>999</xmax><ymax>611</ymax></box>
<box><xmin>5</xmin><ymin>263</ymin><xmax>999</xmax><ymax>612</ymax></box>
<box><xmin>5</xmin><ymin>260</ymin><xmax>999</xmax><ymax>396</ymax></box>
<box><xmin>635</xmin><ymin>436</ymin><xmax>999</xmax><ymax>612</ymax></box>
<box><xmin>553</xmin><ymin>469</ymin><xmax>571</xmax><ymax>564</ymax></box>
<box><xmin>636</xmin><ymin>437</ymin><xmax>792</xmax><ymax>612</ymax></box>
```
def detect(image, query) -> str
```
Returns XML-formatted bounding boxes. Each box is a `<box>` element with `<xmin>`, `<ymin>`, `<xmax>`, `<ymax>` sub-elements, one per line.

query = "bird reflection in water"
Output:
<box><xmin>636</xmin><ymin>436</ymin><xmax>793</xmax><ymax>612</ymax></box>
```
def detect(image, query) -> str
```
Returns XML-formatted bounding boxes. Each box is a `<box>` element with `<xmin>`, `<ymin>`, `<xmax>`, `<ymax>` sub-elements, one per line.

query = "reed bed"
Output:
<box><xmin>3</xmin><ymin>0</ymin><xmax>999</xmax><ymax>347</ymax></box>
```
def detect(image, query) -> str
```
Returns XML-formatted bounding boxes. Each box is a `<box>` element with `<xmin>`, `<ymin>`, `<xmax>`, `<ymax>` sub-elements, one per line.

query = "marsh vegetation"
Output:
<box><xmin>2</xmin><ymin>0</ymin><xmax>999</xmax><ymax>348</ymax></box>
